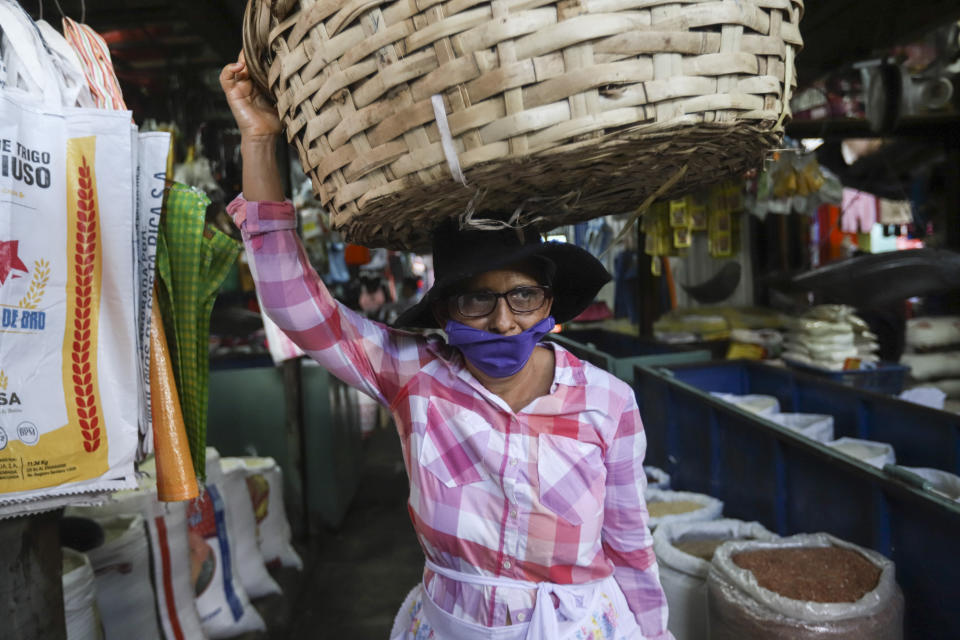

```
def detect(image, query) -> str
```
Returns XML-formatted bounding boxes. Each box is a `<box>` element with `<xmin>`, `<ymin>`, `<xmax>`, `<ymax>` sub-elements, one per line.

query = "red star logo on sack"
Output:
<box><xmin>0</xmin><ymin>241</ymin><xmax>28</xmax><ymax>285</ymax></box>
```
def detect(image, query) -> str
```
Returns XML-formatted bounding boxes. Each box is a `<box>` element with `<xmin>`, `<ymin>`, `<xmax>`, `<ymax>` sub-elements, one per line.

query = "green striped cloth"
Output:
<box><xmin>156</xmin><ymin>184</ymin><xmax>241</xmax><ymax>478</ymax></box>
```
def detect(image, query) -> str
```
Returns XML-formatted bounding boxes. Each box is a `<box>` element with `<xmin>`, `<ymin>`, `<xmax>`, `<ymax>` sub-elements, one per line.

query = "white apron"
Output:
<box><xmin>391</xmin><ymin>559</ymin><xmax>641</xmax><ymax>640</ymax></box>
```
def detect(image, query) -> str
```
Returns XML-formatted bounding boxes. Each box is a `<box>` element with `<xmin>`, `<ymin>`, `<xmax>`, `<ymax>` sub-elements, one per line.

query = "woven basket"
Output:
<box><xmin>244</xmin><ymin>0</ymin><xmax>803</xmax><ymax>250</ymax></box>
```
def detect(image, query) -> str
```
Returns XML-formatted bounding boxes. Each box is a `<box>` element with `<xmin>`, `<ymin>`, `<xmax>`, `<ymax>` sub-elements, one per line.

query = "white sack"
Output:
<box><xmin>219</xmin><ymin>458</ymin><xmax>282</xmax><ymax>598</ymax></box>
<box><xmin>905</xmin><ymin>316</ymin><xmax>960</xmax><ymax>349</ymax></box>
<box><xmin>825</xmin><ymin>437</ymin><xmax>895</xmax><ymax>469</ymax></box>
<box><xmin>84</xmin><ymin>515</ymin><xmax>162</xmax><ymax>640</ymax></box>
<box><xmin>644</xmin><ymin>465</ymin><xmax>671</xmax><ymax>491</ymax></box>
<box><xmin>901</xmin><ymin>466</ymin><xmax>960</xmax><ymax>502</ymax></box>
<box><xmin>62</xmin><ymin>547</ymin><xmax>102</xmax><ymax>640</ymax></box>
<box><xmin>188</xmin><ymin>482</ymin><xmax>266</xmax><ymax>639</ymax></box>
<box><xmin>771</xmin><ymin>413</ymin><xmax>835</xmax><ymax>443</ymax></box>
<box><xmin>710</xmin><ymin>393</ymin><xmax>780</xmax><ymax>417</ymax></box>
<box><xmin>900</xmin><ymin>351</ymin><xmax>960</xmax><ymax>381</ymax></box>
<box><xmin>237</xmin><ymin>457</ymin><xmax>303</xmax><ymax>570</ymax></box>
<box><xmin>654</xmin><ymin>519</ymin><xmax>777</xmax><ymax>640</ymax></box>
<box><xmin>707</xmin><ymin>533</ymin><xmax>904</xmax><ymax>639</ymax></box>
<box><xmin>646</xmin><ymin>488</ymin><xmax>723</xmax><ymax>531</ymax></box>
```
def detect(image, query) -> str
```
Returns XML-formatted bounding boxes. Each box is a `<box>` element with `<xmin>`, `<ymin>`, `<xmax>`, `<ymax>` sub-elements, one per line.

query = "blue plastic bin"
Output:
<box><xmin>785</xmin><ymin>359</ymin><xmax>910</xmax><ymax>395</ymax></box>
<box><xmin>634</xmin><ymin>360</ymin><xmax>960</xmax><ymax>640</ymax></box>
<box><xmin>546</xmin><ymin>329</ymin><xmax>711</xmax><ymax>382</ymax></box>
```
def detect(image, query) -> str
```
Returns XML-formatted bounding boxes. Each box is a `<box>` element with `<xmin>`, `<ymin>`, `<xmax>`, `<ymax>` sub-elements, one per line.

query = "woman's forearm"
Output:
<box><xmin>241</xmin><ymin>135</ymin><xmax>285</xmax><ymax>202</ymax></box>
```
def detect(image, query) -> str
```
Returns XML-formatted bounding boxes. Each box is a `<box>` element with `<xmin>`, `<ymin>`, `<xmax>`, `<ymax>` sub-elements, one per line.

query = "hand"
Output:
<box><xmin>219</xmin><ymin>52</ymin><xmax>282</xmax><ymax>142</ymax></box>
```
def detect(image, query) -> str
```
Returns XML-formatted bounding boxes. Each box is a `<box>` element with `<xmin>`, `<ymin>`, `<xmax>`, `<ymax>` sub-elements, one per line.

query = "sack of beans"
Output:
<box><xmin>654</xmin><ymin>519</ymin><xmax>777</xmax><ymax>640</ymax></box>
<box><xmin>825</xmin><ymin>438</ymin><xmax>895</xmax><ymax>469</ymax></box>
<box><xmin>770</xmin><ymin>413</ymin><xmax>834</xmax><ymax>443</ymax></box>
<box><xmin>707</xmin><ymin>533</ymin><xmax>904</xmax><ymax>639</ymax></box>
<box><xmin>646</xmin><ymin>489</ymin><xmax>723</xmax><ymax>531</ymax></box>
<box><xmin>644</xmin><ymin>466</ymin><xmax>671</xmax><ymax>491</ymax></box>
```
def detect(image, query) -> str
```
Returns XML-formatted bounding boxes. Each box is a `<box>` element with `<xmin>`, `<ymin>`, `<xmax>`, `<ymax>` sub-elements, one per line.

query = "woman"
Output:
<box><xmin>220</xmin><ymin>54</ymin><xmax>672</xmax><ymax>640</ymax></box>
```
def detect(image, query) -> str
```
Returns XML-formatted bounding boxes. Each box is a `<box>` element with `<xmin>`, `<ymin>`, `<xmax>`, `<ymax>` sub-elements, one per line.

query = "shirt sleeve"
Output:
<box><xmin>601</xmin><ymin>392</ymin><xmax>673</xmax><ymax>640</ymax></box>
<box><xmin>225</xmin><ymin>195</ymin><xmax>434</xmax><ymax>405</ymax></box>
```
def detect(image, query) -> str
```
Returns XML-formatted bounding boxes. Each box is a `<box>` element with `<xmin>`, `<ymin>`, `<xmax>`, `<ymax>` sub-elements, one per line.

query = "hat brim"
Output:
<box><xmin>393</xmin><ymin>242</ymin><xmax>611</xmax><ymax>329</ymax></box>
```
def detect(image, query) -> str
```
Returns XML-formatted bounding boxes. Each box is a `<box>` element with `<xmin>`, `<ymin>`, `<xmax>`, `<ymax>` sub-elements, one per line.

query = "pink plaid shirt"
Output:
<box><xmin>227</xmin><ymin>197</ymin><xmax>671</xmax><ymax>639</ymax></box>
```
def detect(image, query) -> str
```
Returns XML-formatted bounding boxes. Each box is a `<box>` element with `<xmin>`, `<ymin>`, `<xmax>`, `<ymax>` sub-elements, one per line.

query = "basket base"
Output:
<box><xmin>331</xmin><ymin>122</ymin><xmax>781</xmax><ymax>250</ymax></box>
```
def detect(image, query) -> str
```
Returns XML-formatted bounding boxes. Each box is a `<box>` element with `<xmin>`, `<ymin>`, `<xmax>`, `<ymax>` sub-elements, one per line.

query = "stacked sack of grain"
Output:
<box><xmin>901</xmin><ymin>316</ymin><xmax>960</xmax><ymax>413</ymax></box>
<box><xmin>782</xmin><ymin>306</ymin><xmax>880</xmax><ymax>371</ymax></box>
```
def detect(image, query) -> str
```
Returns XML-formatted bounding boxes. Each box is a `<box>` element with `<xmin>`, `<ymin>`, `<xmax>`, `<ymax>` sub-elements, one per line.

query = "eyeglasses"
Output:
<box><xmin>450</xmin><ymin>286</ymin><xmax>552</xmax><ymax>318</ymax></box>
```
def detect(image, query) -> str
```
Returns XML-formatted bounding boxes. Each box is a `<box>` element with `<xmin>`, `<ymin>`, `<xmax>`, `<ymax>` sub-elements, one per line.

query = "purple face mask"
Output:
<box><xmin>445</xmin><ymin>316</ymin><xmax>556</xmax><ymax>378</ymax></box>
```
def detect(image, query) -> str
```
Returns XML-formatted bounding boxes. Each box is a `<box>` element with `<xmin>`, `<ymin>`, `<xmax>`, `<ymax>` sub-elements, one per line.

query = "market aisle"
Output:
<box><xmin>258</xmin><ymin>424</ymin><xmax>424</xmax><ymax>639</ymax></box>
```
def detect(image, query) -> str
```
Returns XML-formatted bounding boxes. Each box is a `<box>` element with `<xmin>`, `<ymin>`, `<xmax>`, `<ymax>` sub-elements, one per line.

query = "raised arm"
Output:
<box><xmin>218</xmin><ymin>53</ymin><xmax>433</xmax><ymax>404</ymax></box>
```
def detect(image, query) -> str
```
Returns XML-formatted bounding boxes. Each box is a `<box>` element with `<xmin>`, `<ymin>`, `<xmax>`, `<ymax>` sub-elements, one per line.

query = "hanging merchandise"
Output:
<box><xmin>82</xmin><ymin>515</ymin><xmax>163</xmax><ymax>640</ymax></box>
<box><xmin>60</xmin><ymin>16</ymin><xmax>127</xmax><ymax>111</ymax></box>
<box><xmin>707</xmin><ymin>533</ymin><xmax>904</xmax><ymax>640</ymax></box>
<box><xmin>155</xmin><ymin>185</ymin><xmax>241</xmax><ymax>478</ymax></box>
<box><xmin>746</xmin><ymin>150</ymin><xmax>842</xmax><ymax>218</ymax></box>
<box><xmin>0</xmin><ymin>2</ymin><xmax>140</xmax><ymax>515</ymax></box>
<box><xmin>641</xmin><ymin>181</ymin><xmax>744</xmax><ymax>276</ymax></box>
<box><xmin>218</xmin><ymin>457</ymin><xmax>282</xmax><ymax>599</ymax></box>
<box><xmin>235</xmin><ymin>457</ymin><xmax>303</xmax><ymax>569</ymax></box>
<box><xmin>189</xmin><ymin>449</ymin><xmax>266</xmax><ymax>639</ymax></box>
<box><xmin>840</xmin><ymin>187</ymin><xmax>878</xmax><ymax>234</ymax></box>
<box><xmin>135</xmin><ymin>132</ymin><xmax>173</xmax><ymax>459</ymax></box>
<box><xmin>62</xmin><ymin>547</ymin><xmax>102</xmax><ymax>640</ymax></box>
<box><xmin>653</xmin><ymin>519</ymin><xmax>777</xmax><ymax>640</ymax></box>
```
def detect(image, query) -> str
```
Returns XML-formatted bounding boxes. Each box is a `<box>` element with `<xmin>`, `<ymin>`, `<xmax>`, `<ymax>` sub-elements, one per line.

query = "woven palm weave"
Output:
<box><xmin>244</xmin><ymin>0</ymin><xmax>803</xmax><ymax>250</ymax></box>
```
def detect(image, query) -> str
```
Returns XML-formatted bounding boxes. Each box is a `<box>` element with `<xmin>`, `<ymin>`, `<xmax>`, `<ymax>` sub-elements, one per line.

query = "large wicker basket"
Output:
<box><xmin>244</xmin><ymin>0</ymin><xmax>803</xmax><ymax>250</ymax></box>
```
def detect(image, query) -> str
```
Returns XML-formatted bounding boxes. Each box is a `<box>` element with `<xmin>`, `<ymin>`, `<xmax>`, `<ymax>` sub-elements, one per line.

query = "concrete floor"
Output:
<box><xmin>249</xmin><ymin>425</ymin><xmax>425</xmax><ymax>639</ymax></box>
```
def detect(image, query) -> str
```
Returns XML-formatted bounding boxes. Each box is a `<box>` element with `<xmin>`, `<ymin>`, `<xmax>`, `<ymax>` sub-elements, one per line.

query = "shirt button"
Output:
<box><xmin>502</xmin><ymin>559</ymin><xmax>512</xmax><ymax>569</ymax></box>
<box><xmin>516</xmin><ymin>612</ymin><xmax>526</xmax><ymax>622</ymax></box>
<box><xmin>509</xmin><ymin>458</ymin><xmax>518</xmax><ymax>466</ymax></box>
<box><xmin>510</xmin><ymin>509</ymin><xmax>518</xmax><ymax>518</ymax></box>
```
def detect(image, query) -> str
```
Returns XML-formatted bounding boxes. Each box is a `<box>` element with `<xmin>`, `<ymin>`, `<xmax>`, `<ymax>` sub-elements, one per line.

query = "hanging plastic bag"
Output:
<box><xmin>235</xmin><ymin>456</ymin><xmax>303</xmax><ymax>570</ymax></box>
<box><xmin>0</xmin><ymin>8</ymin><xmax>139</xmax><ymax>509</ymax></box>
<box><xmin>707</xmin><ymin>533</ymin><xmax>904</xmax><ymax>639</ymax></box>
<box><xmin>653</xmin><ymin>519</ymin><xmax>777</xmax><ymax>640</ymax></box>
<box><xmin>62</xmin><ymin>547</ymin><xmax>102</xmax><ymax>640</ymax></box>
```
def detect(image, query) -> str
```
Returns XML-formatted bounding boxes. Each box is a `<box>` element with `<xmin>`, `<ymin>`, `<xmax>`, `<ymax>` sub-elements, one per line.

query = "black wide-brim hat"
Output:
<box><xmin>394</xmin><ymin>219</ymin><xmax>612</xmax><ymax>329</ymax></box>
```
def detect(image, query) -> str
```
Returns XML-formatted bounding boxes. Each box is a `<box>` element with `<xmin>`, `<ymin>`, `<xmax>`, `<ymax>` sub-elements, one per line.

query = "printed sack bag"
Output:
<box><xmin>0</xmin><ymin>52</ymin><xmax>138</xmax><ymax>503</ymax></box>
